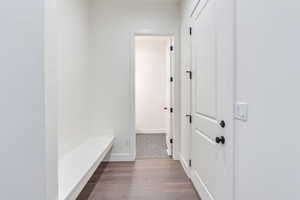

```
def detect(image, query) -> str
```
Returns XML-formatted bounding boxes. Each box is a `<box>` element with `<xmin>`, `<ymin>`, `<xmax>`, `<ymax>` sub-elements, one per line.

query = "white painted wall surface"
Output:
<box><xmin>89</xmin><ymin>0</ymin><xmax>180</xmax><ymax>160</ymax></box>
<box><xmin>135</xmin><ymin>36</ymin><xmax>169</xmax><ymax>134</ymax></box>
<box><xmin>57</xmin><ymin>0</ymin><xmax>91</xmax><ymax>158</ymax></box>
<box><xmin>0</xmin><ymin>1</ymin><xmax>46</xmax><ymax>199</ymax></box>
<box><xmin>45</xmin><ymin>0</ymin><xmax>58</xmax><ymax>199</ymax></box>
<box><xmin>235</xmin><ymin>1</ymin><xmax>300</xmax><ymax>199</ymax></box>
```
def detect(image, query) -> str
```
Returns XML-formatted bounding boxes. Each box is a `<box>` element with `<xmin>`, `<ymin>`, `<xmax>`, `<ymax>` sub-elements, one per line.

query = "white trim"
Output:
<box><xmin>179</xmin><ymin>153</ymin><xmax>191</xmax><ymax>178</ymax></box>
<box><xmin>166</xmin><ymin>149</ymin><xmax>171</xmax><ymax>156</ymax></box>
<box><xmin>104</xmin><ymin>153</ymin><xmax>134</xmax><ymax>162</ymax></box>
<box><xmin>136</xmin><ymin>129</ymin><xmax>167</xmax><ymax>134</ymax></box>
<box><xmin>190</xmin><ymin>169</ymin><xmax>215</xmax><ymax>200</ymax></box>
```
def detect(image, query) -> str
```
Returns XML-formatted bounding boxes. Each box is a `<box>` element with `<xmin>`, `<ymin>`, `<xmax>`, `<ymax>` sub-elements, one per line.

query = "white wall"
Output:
<box><xmin>45</xmin><ymin>0</ymin><xmax>58</xmax><ymax>199</ymax></box>
<box><xmin>89</xmin><ymin>0</ymin><xmax>180</xmax><ymax>160</ymax></box>
<box><xmin>235</xmin><ymin>1</ymin><xmax>300</xmax><ymax>199</ymax></box>
<box><xmin>0</xmin><ymin>1</ymin><xmax>47</xmax><ymax>199</ymax></box>
<box><xmin>135</xmin><ymin>36</ymin><xmax>170</xmax><ymax>134</ymax></box>
<box><xmin>57</xmin><ymin>0</ymin><xmax>91</xmax><ymax>158</ymax></box>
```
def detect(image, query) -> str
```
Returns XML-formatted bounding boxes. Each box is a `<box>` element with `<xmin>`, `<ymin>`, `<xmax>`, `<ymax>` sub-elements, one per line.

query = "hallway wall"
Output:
<box><xmin>57</xmin><ymin>0</ymin><xmax>91</xmax><ymax>158</ymax></box>
<box><xmin>45</xmin><ymin>0</ymin><xmax>58</xmax><ymax>199</ymax></box>
<box><xmin>0</xmin><ymin>1</ymin><xmax>46</xmax><ymax>199</ymax></box>
<box><xmin>135</xmin><ymin>36</ymin><xmax>170</xmax><ymax>134</ymax></box>
<box><xmin>89</xmin><ymin>0</ymin><xmax>181</xmax><ymax>160</ymax></box>
<box><xmin>235</xmin><ymin>0</ymin><xmax>300</xmax><ymax>199</ymax></box>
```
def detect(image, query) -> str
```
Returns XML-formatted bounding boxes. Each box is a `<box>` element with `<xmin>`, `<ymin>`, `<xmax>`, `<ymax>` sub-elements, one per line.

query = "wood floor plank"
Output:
<box><xmin>77</xmin><ymin>159</ymin><xmax>201</xmax><ymax>200</ymax></box>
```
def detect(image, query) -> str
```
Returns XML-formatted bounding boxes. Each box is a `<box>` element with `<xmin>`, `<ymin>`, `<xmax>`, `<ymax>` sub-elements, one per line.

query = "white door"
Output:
<box><xmin>169</xmin><ymin>37</ymin><xmax>176</xmax><ymax>157</ymax></box>
<box><xmin>181</xmin><ymin>23</ymin><xmax>193</xmax><ymax>166</ymax></box>
<box><xmin>165</xmin><ymin>37</ymin><xmax>172</xmax><ymax>156</ymax></box>
<box><xmin>190</xmin><ymin>0</ymin><xmax>234</xmax><ymax>200</ymax></box>
<box><xmin>165</xmin><ymin>37</ymin><xmax>175</xmax><ymax>157</ymax></box>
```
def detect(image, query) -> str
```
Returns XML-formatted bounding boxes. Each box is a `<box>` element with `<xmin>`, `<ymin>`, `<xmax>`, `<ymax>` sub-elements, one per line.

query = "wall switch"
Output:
<box><xmin>235</xmin><ymin>102</ymin><xmax>248</xmax><ymax>121</ymax></box>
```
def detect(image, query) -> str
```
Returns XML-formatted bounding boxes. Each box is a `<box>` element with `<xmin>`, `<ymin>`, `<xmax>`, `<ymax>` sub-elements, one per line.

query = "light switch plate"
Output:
<box><xmin>235</xmin><ymin>102</ymin><xmax>248</xmax><ymax>121</ymax></box>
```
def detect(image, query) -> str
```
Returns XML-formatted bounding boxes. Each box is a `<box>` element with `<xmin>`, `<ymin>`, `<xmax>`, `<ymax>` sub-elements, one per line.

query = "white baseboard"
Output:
<box><xmin>136</xmin><ymin>129</ymin><xmax>167</xmax><ymax>134</ymax></box>
<box><xmin>166</xmin><ymin>149</ymin><xmax>171</xmax><ymax>156</ymax></box>
<box><xmin>179</xmin><ymin>154</ymin><xmax>191</xmax><ymax>178</ymax></box>
<box><xmin>104</xmin><ymin>153</ymin><xmax>133</xmax><ymax>162</ymax></box>
<box><xmin>190</xmin><ymin>169</ymin><xmax>213</xmax><ymax>200</ymax></box>
<box><xmin>173</xmin><ymin>155</ymin><xmax>180</xmax><ymax>161</ymax></box>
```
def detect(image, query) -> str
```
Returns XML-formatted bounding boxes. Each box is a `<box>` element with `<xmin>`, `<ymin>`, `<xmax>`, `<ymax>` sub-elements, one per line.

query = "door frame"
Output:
<box><xmin>179</xmin><ymin>22</ymin><xmax>193</xmax><ymax>177</ymax></box>
<box><xmin>130</xmin><ymin>31</ymin><xmax>179</xmax><ymax>161</ymax></box>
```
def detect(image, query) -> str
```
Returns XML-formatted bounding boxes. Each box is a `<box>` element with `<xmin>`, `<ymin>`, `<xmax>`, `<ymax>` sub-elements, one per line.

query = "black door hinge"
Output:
<box><xmin>170</xmin><ymin>46</ymin><xmax>174</xmax><ymax>51</ymax></box>
<box><xmin>170</xmin><ymin>138</ymin><xmax>173</xmax><ymax>144</ymax></box>
<box><xmin>186</xmin><ymin>114</ymin><xmax>192</xmax><ymax>124</ymax></box>
<box><xmin>189</xmin><ymin>27</ymin><xmax>192</xmax><ymax>36</ymax></box>
<box><xmin>186</xmin><ymin>70</ymin><xmax>192</xmax><ymax>80</ymax></box>
<box><xmin>170</xmin><ymin>108</ymin><xmax>174</xmax><ymax>113</ymax></box>
<box><xmin>170</xmin><ymin>77</ymin><xmax>174</xmax><ymax>82</ymax></box>
<box><xmin>189</xmin><ymin>159</ymin><xmax>192</xmax><ymax>167</ymax></box>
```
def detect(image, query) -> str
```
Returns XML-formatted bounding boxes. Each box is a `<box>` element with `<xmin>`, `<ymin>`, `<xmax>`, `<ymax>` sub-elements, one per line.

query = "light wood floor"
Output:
<box><xmin>77</xmin><ymin>159</ymin><xmax>201</xmax><ymax>200</ymax></box>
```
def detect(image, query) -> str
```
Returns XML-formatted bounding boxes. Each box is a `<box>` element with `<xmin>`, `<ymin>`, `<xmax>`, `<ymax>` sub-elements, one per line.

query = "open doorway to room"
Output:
<box><xmin>134</xmin><ymin>35</ymin><xmax>174</xmax><ymax>160</ymax></box>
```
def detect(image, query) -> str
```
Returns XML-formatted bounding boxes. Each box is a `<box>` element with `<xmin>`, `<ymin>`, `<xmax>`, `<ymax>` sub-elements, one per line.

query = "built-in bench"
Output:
<box><xmin>58</xmin><ymin>135</ymin><xmax>114</xmax><ymax>200</ymax></box>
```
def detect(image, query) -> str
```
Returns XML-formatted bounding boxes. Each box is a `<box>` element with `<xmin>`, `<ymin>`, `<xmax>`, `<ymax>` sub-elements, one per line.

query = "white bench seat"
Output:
<box><xmin>58</xmin><ymin>135</ymin><xmax>114</xmax><ymax>200</ymax></box>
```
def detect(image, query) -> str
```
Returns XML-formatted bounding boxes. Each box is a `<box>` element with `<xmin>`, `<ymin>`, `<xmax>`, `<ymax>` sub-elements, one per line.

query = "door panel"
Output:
<box><xmin>192</xmin><ymin>131</ymin><xmax>217</xmax><ymax>196</ymax></box>
<box><xmin>194</xmin><ymin>0</ymin><xmax>217</xmax><ymax>120</ymax></box>
<box><xmin>190</xmin><ymin>0</ymin><xmax>234</xmax><ymax>199</ymax></box>
<box><xmin>191</xmin><ymin>0</ymin><xmax>209</xmax><ymax>19</ymax></box>
<box><xmin>190</xmin><ymin>0</ymin><xmax>200</xmax><ymax>17</ymax></box>
<box><xmin>192</xmin><ymin>0</ymin><xmax>219</xmax><ymax>199</ymax></box>
<box><xmin>194</xmin><ymin>114</ymin><xmax>219</xmax><ymax>140</ymax></box>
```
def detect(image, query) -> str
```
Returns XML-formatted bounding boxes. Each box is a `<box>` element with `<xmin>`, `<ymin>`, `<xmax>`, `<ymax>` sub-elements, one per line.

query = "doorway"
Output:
<box><xmin>134</xmin><ymin>35</ymin><xmax>174</xmax><ymax>160</ymax></box>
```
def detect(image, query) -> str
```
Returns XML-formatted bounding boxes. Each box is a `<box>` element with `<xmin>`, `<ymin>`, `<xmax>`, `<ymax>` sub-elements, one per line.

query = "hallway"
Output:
<box><xmin>2</xmin><ymin>0</ymin><xmax>300</xmax><ymax>200</ymax></box>
<box><xmin>77</xmin><ymin>159</ymin><xmax>200</xmax><ymax>200</ymax></box>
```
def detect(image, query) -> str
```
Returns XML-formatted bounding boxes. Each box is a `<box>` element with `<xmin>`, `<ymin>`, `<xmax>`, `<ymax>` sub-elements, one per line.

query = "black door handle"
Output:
<box><xmin>215</xmin><ymin>136</ymin><xmax>225</xmax><ymax>144</ymax></box>
<box><xmin>219</xmin><ymin>120</ymin><xmax>226</xmax><ymax>128</ymax></box>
